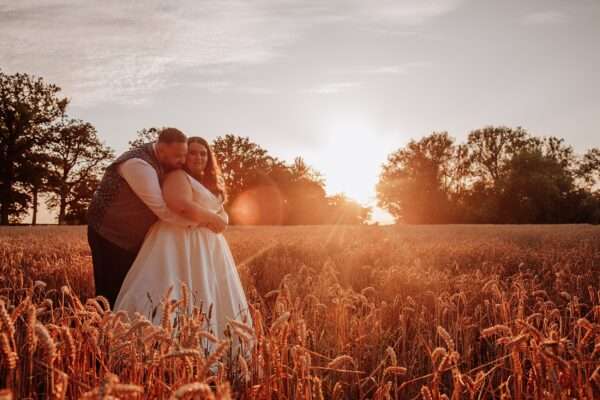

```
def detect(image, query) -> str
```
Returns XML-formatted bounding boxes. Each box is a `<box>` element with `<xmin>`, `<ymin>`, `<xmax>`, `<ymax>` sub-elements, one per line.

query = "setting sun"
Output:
<box><xmin>303</xmin><ymin>114</ymin><xmax>398</xmax><ymax>223</ymax></box>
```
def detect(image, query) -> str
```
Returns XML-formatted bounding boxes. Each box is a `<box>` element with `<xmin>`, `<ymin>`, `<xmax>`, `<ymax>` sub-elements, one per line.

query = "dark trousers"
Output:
<box><xmin>87</xmin><ymin>225</ymin><xmax>138</xmax><ymax>310</ymax></box>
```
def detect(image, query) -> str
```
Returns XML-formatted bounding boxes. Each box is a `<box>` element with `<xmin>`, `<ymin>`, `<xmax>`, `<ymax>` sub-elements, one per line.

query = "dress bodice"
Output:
<box><xmin>184</xmin><ymin>173</ymin><xmax>223</xmax><ymax>213</ymax></box>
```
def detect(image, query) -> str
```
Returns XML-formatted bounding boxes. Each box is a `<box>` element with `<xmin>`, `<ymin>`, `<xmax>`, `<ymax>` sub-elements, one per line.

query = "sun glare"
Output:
<box><xmin>307</xmin><ymin>115</ymin><xmax>398</xmax><ymax>223</ymax></box>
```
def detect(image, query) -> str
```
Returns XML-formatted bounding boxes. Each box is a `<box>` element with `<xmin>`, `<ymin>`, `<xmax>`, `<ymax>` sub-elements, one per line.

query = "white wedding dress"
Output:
<box><xmin>113</xmin><ymin>172</ymin><xmax>254</xmax><ymax>360</ymax></box>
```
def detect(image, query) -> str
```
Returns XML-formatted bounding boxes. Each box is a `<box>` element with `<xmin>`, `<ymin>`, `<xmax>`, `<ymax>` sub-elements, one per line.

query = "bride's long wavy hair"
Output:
<box><xmin>185</xmin><ymin>136</ymin><xmax>227</xmax><ymax>204</ymax></box>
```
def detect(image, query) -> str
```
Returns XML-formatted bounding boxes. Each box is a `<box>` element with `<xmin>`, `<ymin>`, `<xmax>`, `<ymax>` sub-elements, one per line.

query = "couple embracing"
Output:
<box><xmin>86</xmin><ymin>127</ymin><xmax>254</xmax><ymax>358</ymax></box>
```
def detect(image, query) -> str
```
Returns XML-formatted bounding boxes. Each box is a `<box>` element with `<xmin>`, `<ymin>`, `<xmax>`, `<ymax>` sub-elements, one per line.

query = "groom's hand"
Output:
<box><xmin>206</xmin><ymin>215</ymin><xmax>227</xmax><ymax>233</ymax></box>
<box><xmin>206</xmin><ymin>223</ymin><xmax>226</xmax><ymax>234</ymax></box>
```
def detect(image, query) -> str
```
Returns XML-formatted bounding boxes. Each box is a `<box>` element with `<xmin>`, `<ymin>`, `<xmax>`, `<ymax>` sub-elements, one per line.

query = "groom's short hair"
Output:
<box><xmin>158</xmin><ymin>127</ymin><xmax>187</xmax><ymax>144</ymax></box>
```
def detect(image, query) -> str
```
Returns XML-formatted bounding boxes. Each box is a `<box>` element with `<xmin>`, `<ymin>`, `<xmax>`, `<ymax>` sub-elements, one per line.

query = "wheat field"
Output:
<box><xmin>1</xmin><ymin>224</ymin><xmax>600</xmax><ymax>399</ymax></box>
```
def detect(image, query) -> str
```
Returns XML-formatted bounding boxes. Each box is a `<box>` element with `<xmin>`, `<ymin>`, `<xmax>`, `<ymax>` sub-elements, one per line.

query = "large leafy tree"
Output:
<box><xmin>578</xmin><ymin>148</ymin><xmax>600</xmax><ymax>190</ymax></box>
<box><xmin>20</xmin><ymin>152</ymin><xmax>53</xmax><ymax>225</ymax></box>
<box><xmin>45</xmin><ymin>118</ymin><xmax>114</xmax><ymax>224</ymax></box>
<box><xmin>212</xmin><ymin>134</ymin><xmax>283</xmax><ymax>204</ymax></box>
<box><xmin>62</xmin><ymin>174</ymin><xmax>102</xmax><ymax>224</ymax></box>
<box><xmin>325</xmin><ymin>193</ymin><xmax>372</xmax><ymax>225</ymax></box>
<box><xmin>465</xmin><ymin>125</ymin><xmax>530</xmax><ymax>190</ymax></box>
<box><xmin>289</xmin><ymin>156</ymin><xmax>325</xmax><ymax>187</ymax></box>
<box><xmin>0</xmin><ymin>70</ymin><xmax>68</xmax><ymax>224</ymax></box>
<box><xmin>534</xmin><ymin>136</ymin><xmax>576</xmax><ymax>170</ymax></box>
<box><xmin>458</xmin><ymin>126</ymin><xmax>532</xmax><ymax>222</ymax></box>
<box><xmin>376</xmin><ymin>132</ymin><xmax>456</xmax><ymax>223</ymax></box>
<box><xmin>285</xmin><ymin>157</ymin><xmax>323</xmax><ymax>223</ymax></box>
<box><xmin>498</xmin><ymin>148</ymin><xmax>578</xmax><ymax>223</ymax></box>
<box><xmin>276</xmin><ymin>157</ymin><xmax>329</xmax><ymax>224</ymax></box>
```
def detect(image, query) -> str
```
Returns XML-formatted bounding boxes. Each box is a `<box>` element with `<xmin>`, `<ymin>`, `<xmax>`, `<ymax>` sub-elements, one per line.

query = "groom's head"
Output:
<box><xmin>156</xmin><ymin>128</ymin><xmax>188</xmax><ymax>171</ymax></box>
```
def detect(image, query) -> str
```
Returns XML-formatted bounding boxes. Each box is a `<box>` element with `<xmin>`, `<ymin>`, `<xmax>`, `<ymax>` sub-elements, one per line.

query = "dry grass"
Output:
<box><xmin>1</xmin><ymin>224</ymin><xmax>600</xmax><ymax>399</ymax></box>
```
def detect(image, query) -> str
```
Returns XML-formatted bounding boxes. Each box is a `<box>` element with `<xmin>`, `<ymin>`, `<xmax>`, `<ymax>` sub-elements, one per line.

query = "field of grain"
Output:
<box><xmin>1</xmin><ymin>224</ymin><xmax>600</xmax><ymax>399</ymax></box>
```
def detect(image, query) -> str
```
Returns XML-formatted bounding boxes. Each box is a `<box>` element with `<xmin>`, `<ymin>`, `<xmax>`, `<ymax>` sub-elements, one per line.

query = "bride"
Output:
<box><xmin>113</xmin><ymin>136</ymin><xmax>255</xmax><ymax>359</ymax></box>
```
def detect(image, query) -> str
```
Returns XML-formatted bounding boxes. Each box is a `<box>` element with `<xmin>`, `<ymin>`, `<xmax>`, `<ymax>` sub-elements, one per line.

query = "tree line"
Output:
<box><xmin>3</xmin><ymin>69</ymin><xmax>598</xmax><ymax>226</ymax></box>
<box><xmin>0</xmin><ymin>70</ymin><xmax>370</xmax><ymax>225</ymax></box>
<box><xmin>376</xmin><ymin>128</ymin><xmax>600</xmax><ymax>224</ymax></box>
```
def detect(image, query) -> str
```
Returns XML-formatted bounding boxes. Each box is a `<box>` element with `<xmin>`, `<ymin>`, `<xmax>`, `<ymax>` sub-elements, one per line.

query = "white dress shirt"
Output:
<box><xmin>117</xmin><ymin>144</ymin><xmax>196</xmax><ymax>228</ymax></box>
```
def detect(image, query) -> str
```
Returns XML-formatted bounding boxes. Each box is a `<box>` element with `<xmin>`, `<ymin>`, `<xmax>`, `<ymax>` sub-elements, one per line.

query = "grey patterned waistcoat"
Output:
<box><xmin>87</xmin><ymin>142</ymin><xmax>164</xmax><ymax>252</ymax></box>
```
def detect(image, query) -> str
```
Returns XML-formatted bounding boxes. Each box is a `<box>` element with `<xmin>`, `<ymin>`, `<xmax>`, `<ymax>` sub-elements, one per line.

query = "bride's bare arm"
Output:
<box><xmin>162</xmin><ymin>170</ymin><xmax>226</xmax><ymax>232</ymax></box>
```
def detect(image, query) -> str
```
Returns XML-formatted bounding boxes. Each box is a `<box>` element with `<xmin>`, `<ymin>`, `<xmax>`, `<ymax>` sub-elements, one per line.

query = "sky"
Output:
<box><xmin>1</xmin><ymin>0</ymin><xmax>599</xmax><ymax>224</ymax></box>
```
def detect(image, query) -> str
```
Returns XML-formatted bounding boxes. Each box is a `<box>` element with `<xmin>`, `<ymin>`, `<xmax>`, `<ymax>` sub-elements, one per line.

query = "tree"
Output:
<box><xmin>498</xmin><ymin>148</ymin><xmax>578</xmax><ymax>223</ymax></box>
<box><xmin>62</xmin><ymin>174</ymin><xmax>101</xmax><ymax>224</ymax></box>
<box><xmin>128</xmin><ymin>127</ymin><xmax>160</xmax><ymax>150</ymax></box>
<box><xmin>448</xmin><ymin>143</ymin><xmax>473</xmax><ymax>196</ymax></box>
<box><xmin>289</xmin><ymin>156</ymin><xmax>326</xmax><ymax>187</ymax></box>
<box><xmin>212</xmin><ymin>134</ymin><xmax>283</xmax><ymax>204</ymax></box>
<box><xmin>284</xmin><ymin>181</ymin><xmax>329</xmax><ymax>224</ymax></box>
<box><xmin>578</xmin><ymin>148</ymin><xmax>600</xmax><ymax>190</ymax></box>
<box><xmin>325</xmin><ymin>193</ymin><xmax>372</xmax><ymax>225</ymax></box>
<box><xmin>376</xmin><ymin>132</ymin><xmax>456</xmax><ymax>224</ymax></box>
<box><xmin>0</xmin><ymin>70</ymin><xmax>68</xmax><ymax>224</ymax></box>
<box><xmin>45</xmin><ymin>118</ymin><xmax>114</xmax><ymax>224</ymax></box>
<box><xmin>535</xmin><ymin>136</ymin><xmax>576</xmax><ymax>170</ymax></box>
<box><xmin>465</xmin><ymin>126</ymin><xmax>530</xmax><ymax>190</ymax></box>
<box><xmin>271</xmin><ymin>156</ymin><xmax>330</xmax><ymax>224</ymax></box>
<box><xmin>453</xmin><ymin>126</ymin><xmax>532</xmax><ymax>222</ymax></box>
<box><xmin>20</xmin><ymin>152</ymin><xmax>53</xmax><ymax>225</ymax></box>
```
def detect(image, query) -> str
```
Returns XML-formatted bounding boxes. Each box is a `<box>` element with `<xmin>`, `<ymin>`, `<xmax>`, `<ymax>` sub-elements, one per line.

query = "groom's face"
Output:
<box><xmin>157</xmin><ymin>142</ymin><xmax>188</xmax><ymax>171</ymax></box>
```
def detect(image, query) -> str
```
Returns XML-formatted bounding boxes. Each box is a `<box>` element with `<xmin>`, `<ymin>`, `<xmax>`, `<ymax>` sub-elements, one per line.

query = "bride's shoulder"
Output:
<box><xmin>163</xmin><ymin>169</ymin><xmax>191</xmax><ymax>190</ymax></box>
<box><xmin>165</xmin><ymin>168</ymin><xmax>187</xmax><ymax>179</ymax></box>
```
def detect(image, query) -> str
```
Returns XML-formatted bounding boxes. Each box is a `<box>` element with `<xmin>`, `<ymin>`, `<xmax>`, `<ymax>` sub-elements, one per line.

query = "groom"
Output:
<box><xmin>87</xmin><ymin>127</ymin><xmax>226</xmax><ymax>308</ymax></box>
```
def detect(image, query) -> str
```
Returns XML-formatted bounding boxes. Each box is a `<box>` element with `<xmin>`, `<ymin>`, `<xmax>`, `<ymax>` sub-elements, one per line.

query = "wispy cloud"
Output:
<box><xmin>258</xmin><ymin>0</ymin><xmax>464</xmax><ymax>25</ymax></box>
<box><xmin>304</xmin><ymin>82</ymin><xmax>361</xmax><ymax>95</ymax></box>
<box><xmin>0</xmin><ymin>0</ymin><xmax>463</xmax><ymax>106</ymax></box>
<box><xmin>0</xmin><ymin>1</ymin><xmax>292</xmax><ymax>106</ymax></box>
<box><xmin>522</xmin><ymin>10</ymin><xmax>568</xmax><ymax>25</ymax></box>
<box><xmin>191</xmin><ymin>80</ymin><xmax>233</xmax><ymax>93</ymax></box>
<box><xmin>350</xmin><ymin>0</ymin><xmax>464</xmax><ymax>25</ymax></box>
<box><xmin>361</xmin><ymin>61</ymin><xmax>432</xmax><ymax>75</ymax></box>
<box><xmin>191</xmin><ymin>80</ymin><xmax>275</xmax><ymax>95</ymax></box>
<box><xmin>366</xmin><ymin>66</ymin><xmax>408</xmax><ymax>75</ymax></box>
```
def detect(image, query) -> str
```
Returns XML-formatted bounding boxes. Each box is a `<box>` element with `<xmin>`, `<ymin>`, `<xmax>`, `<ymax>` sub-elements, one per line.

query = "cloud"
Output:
<box><xmin>316</xmin><ymin>61</ymin><xmax>431</xmax><ymax>85</ymax></box>
<box><xmin>522</xmin><ymin>10</ymin><xmax>568</xmax><ymax>25</ymax></box>
<box><xmin>361</xmin><ymin>61</ymin><xmax>432</xmax><ymax>75</ymax></box>
<box><xmin>0</xmin><ymin>1</ymin><xmax>292</xmax><ymax>106</ymax></box>
<box><xmin>366</xmin><ymin>66</ymin><xmax>408</xmax><ymax>75</ymax></box>
<box><xmin>191</xmin><ymin>80</ymin><xmax>275</xmax><ymax>95</ymax></box>
<box><xmin>303</xmin><ymin>82</ymin><xmax>361</xmax><ymax>95</ymax></box>
<box><xmin>352</xmin><ymin>0</ymin><xmax>464</xmax><ymax>24</ymax></box>
<box><xmin>0</xmin><ymin>0</ymin><xmax>463</xmax><ymax>106</ymax></box>
<box><xmin>191</xmin><ymin>80</ymin><xmax>233</xmax><ymax>93</ymax></box>
<box><xmin>263</xmin><ymin>0</ymin><xmax>464</xmax><ymax>25</ymax></box>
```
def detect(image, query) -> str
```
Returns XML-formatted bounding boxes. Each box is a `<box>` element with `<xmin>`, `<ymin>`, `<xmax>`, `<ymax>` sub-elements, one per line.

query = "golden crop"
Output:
<box><xmin>1</xmin><ymin>224</ymin><xmax>599</xmax><ymax>399</ymax></box>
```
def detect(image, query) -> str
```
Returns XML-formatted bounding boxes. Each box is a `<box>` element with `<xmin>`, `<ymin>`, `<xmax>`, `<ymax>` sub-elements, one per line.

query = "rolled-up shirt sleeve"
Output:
<box><xmin>118</xmin><ymin>158</ymin><xmax>197</xmax><ymax>228</ymax></box>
